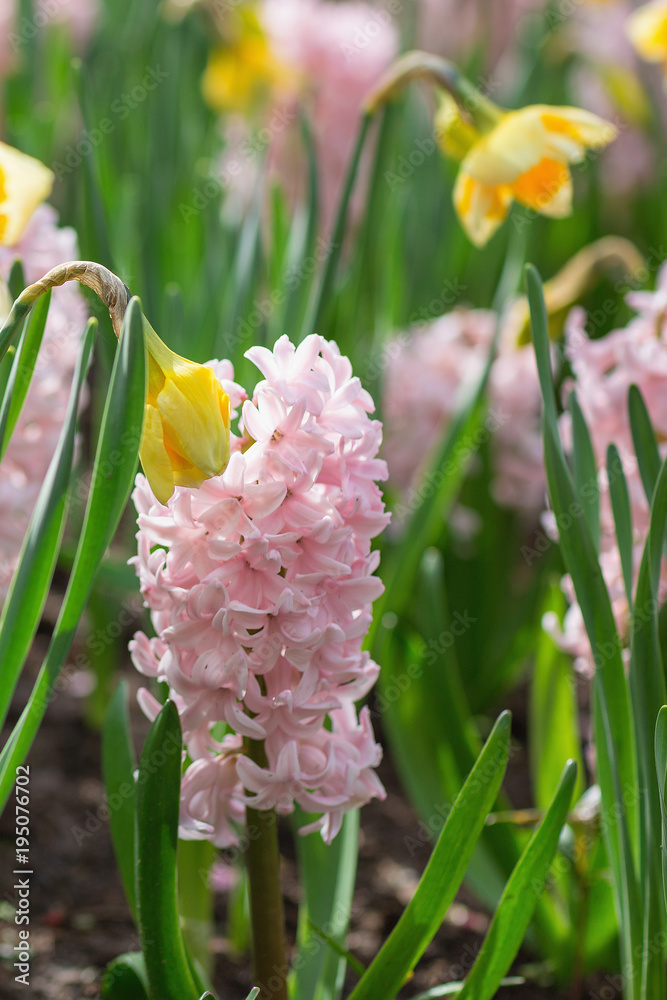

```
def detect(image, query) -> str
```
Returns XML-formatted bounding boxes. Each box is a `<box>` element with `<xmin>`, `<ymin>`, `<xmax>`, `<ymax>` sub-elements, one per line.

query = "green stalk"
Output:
<box><xmin>243</xmin><ymin>738</ymin><xmax>289</xmax><ymax>1000</ymax></box>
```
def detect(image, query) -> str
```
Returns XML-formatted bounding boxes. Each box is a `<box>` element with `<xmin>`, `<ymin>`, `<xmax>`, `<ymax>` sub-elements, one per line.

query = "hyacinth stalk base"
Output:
<box><xmin>244</xmin><ymin>737</ymin><xmax>288</xmax><ymax>1000</ymax></box>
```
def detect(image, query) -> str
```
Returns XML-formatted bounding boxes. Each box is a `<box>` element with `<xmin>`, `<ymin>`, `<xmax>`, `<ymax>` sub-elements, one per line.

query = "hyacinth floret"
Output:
<box><xmin>130</xmin><ymin>334</ymin><xmax>390</xmax><ymax>845</ymax></box>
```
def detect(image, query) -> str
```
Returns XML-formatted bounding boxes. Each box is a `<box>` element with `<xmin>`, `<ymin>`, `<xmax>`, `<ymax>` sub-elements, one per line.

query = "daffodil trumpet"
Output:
<box><xmin>0</xmin><ymin>261</ymin><xmax>231</xmax><ymax>505</ymax></box>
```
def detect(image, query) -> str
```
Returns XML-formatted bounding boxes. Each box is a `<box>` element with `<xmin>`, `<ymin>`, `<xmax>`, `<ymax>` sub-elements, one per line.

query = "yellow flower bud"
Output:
<box><xmin>0</xmin><ymin>142</ymin><xmax>54</xmax><ymax>247</ymax></box>
<box><xmin>141</xmin><ymin>322</ymin><xmax>231</xmax><ymax>505</ymax></box>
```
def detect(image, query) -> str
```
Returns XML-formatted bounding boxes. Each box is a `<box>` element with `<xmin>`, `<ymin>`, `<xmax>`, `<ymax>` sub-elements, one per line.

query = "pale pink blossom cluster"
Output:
<box><xmin>130</xmin><ymin>335</ymin><xmax>389</xmax><ymax>845</ymax></box>
<box><xmin>221</xmin><ymin>0</ymin><xmax>398</xmax><ymax>232</ymax></box>
<box><xmin>0</xmin><ymin>0</ymin><xmax>99</xmax><ymax>78</ymax></box>
<box><xmin>381</xmin><ymin>309</ymin><xmax>546</xmax><ymax>515</ymax></box>
<box><xmin>546</xmin><ymin>267</ymin><xmax>667</xmax><ymax>673</ymax></box>
<box><xmin>0</xmin><ymin>205</ymin><xmax>88</xmax><ymax>599</ymax></box>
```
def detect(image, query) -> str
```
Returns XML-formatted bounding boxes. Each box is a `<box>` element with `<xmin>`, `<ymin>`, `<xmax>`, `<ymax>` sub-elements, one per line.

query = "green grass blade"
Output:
<box><xmin>568</xmin><ymin>391</ymin><xmax>600</xmax><ymax>554</ymax></box>
<box><xmin>0</xmin><ymin>291</ymin><xmax>51</xmax><ymax>459</ymax></box>
<box><xmin>607</xmin><ymin>444</ymin><xmax>634</xmax><ymax>608</ymax></box>
<box><xmin>102</xmin><ymin>681</ymin><xmax>138</xmax><ymax>921</ymax></box>
<box><xmin>628</xmin><ymin>383</ymin><xmax>661</xmax><ymax>506</ymax></box>
<box><xmin>0</xmin><ymin>298</ymin><xmax>146</xmax><ymax>812</ymax></box>
<box><xmin>456</xmin><ymin>761</ymin><xmax>577</xmax><ymax>1000</ymax></box>
<box><xmin>290</xmin><ymin>807</ymin><xmax>359</xmax><ymax>1000</ymax></box>
<box><xmin>0</xmin><ymin>318</ymin><xmax>95</xmax><ymax>733</ymax></box>
<box><xmin>7</xmin><ymin>259</ymin><xmax>25</xmax><ymax>300</ymax></box>
<box><xmin>136</xmin><ymin>701</ymin><xmax>198</xmax><ymax>1000</ymax></box>
<box><xmin>347</xmin><ymin>712</ymin><xmax>512</xmax><ymax>1000</ymax></box>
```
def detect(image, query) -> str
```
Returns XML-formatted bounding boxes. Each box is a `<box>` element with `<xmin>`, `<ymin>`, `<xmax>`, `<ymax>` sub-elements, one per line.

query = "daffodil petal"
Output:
<box><xmin>510</xmin><ymin>158</ymin><xmax>573</xmax><ymax>217</ymax></box>
<box><xmin>627</xmin><ymin>0</ymin><xmax>667</xmax><ymax>63</ymax></box>
<box><xmin>453</xmin><ymin>170</ymin><xmax>512</xmax><ymax>247</ymax></box>
<box><xmin>0</xmin><ymin>142</ymin><xmax>54</xmax><ymax>247</ymax></box>
<box><xmin>140</xmin><ymin>405</ymin><xmax>178</xmax><ymax>505</ymax></box>
<box><xmin>156</xmin><ymin>365</ymin><xmax>230</xmax><ymax>476</ymax></box>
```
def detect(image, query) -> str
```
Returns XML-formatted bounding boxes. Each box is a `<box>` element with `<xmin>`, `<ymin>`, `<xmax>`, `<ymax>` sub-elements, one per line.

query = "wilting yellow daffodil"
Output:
<box><xmin>201</xmin><ymin>5</ymin><xmax>296</xmax><ymax>114</ymax></box>
<box><xmin>627</xmin><ymin>0</ymin><xmax>667</xmax><ymax>71</ymax></box>
<box><xmin>443</xmin><ymin>105</ymin><xmax>616</xmax><ymax>246</ymax></box>
<box><xmin>0</xmin><ymin>142</ymin><xmax>54</xmax><ymax>247</ymax></box>
<box><xmin>142</xmin><ymin>323</ymin><xmax>231</xmax><ymax>505</ymax></box>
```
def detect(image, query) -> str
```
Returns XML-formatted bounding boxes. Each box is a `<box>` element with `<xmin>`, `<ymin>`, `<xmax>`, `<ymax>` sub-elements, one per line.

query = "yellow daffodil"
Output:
<box><xmin>142</xmin><ymin>323</ymin><xmax>231</xmax><ymax>505</ymax></box>
<box><xmin>627</xmin><ymin>0</ymin><xmax>667</xmax><ymax>70</ymax></box>
<box><xmin>443</xmin><ymin>105</ymin><xmax>616</xmax><ymax>246</ymax></box>
<box><xmin>0</xmin><ymin>142</ymin><xmax>54</xmax><ymax>247</ymax></box>
<box><xmin>201</xmin><ymin>5</ymin><xmax>296</xmax><ymax>114</ymax></box>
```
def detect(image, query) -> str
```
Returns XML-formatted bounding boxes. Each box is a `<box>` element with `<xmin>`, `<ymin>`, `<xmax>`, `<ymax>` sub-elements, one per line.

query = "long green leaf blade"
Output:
<box><xmin>347</xmin><ymin>711</ymin><xmax>512</xmax><ymax>1000</ymax></box>
<box><xmin>102</xmin><ymin>681</ymin><xmax>138</xmax><ymax>920</ymax></box>
<box><xmin>628</xmin><ymin>383</ymin><xmax>661</xmax><ymax>506</ymax></box>
<box><xmin>655</xmin><ymin>706</ymin><xmax>667</xmax><ymax>914</ymax></box>
<box><xmin>0</xmin><ymin>298</ymin><xmax>146</xmax><ymax>811</ymax></box>
<box><xmin>136</xmin><ymin>701</ymin><xmax>198</xmax><ymax>1000</ymax></box>
<box><xmin>568</xmin><ymin>391</ymin><xmax>600</xmax><ymax>553</ymax></box>
<box><xmin>0</xmin><ymin>318</ymin><xmax>95</xmax><ymax>733</ymax></box>
<box><xmin>457</xmin><ymin>760</ymin><xmax>577</xmax><ymax>1000</ymax></box>
<box><xmin>607</xmin><ymin>443</ymin><xmax>634</xmax><ymax>608</ymax></box>
<box><xmin>0</xmin><ymin>290</ymin><xmax>51</xmax><ymax>458</ymax></box>
<box><xmin>291</xmin><ymin>807</ymin><xmax>359</xmax><ymax>1000</ymax></box>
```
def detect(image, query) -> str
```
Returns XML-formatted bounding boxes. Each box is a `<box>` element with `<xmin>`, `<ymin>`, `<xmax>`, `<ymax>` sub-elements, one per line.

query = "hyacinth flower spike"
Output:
<box><xmin>0</xmin><ymin>261</ymin><xmax>230</xmax><ymax>504</ymax></box>
<box><xmin>366</xmin><ymin>52</ymin><xmax>617</xmax><ymax>246</ymax></box>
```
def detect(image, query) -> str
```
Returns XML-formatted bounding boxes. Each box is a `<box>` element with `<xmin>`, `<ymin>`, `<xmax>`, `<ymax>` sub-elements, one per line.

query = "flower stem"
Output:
<box><xmin>244</xmin><ymin>738</ymin><xmax>289</xmax><ymax>1000</ymax></box>
<box><xmin>364</xmin><ymin>50</ymin><xmax>501</xmax><ymax>131</ymax></box>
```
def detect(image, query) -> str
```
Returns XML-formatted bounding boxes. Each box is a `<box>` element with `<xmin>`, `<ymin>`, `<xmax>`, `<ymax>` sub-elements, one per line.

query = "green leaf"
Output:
<box><xmin>0</xmin><ymin>318</ymin><xmax>95</xmax><ymax>734</ymax></box>
<box><xmin>568</xmin><ymin>391</ymin><xmax>600</xmax><ymax>554</ymax></box>
<box><xmin>456</xmin><ymin>761</ymin><xmax>577</xmax><ymax>1000</ymax></box>
<box><xmin>347</xmin><ymin>712</ymin><xmax>512</xmax><ymax>1000</ymax></box>
<box><xmin>411</xmin><ymin>977</ymin><xmax>524</xmax><ymax>999</ymax></box>
<box><xmin>300</xmin><ymin>112</ymin><xmax>372</xmax><ymax>340</ymax></box>
<box><xmin>0</xmin><ymin>290</ymin><xmax>51</xmax><ymax>459</ymax></box>
<box><xmin>101</xmin><ymin>952</ymin><xmax>150</xmax><ymax>1000</ymax></box>
<box><xmin>0</xmin><ymin>298</ymin><xmax>146</xmax><ymax>812</ymax></box>
<box><xmin>526</xmin><ymin>264</ymin><xmax>641</xmax><ymax>999</ymax></box>
<box><xmin>529</xmin><ymin>585</ymin><xmax>584</xmax><ymax>811</ymax></box>
<box><xmin>607</xmin><ymin>444</ymin><xmax>634</xmax><ymax>608</ymax></box>
<box><xmin>102</xmin><ymin>681</ymin><xmax>138</xmax><ymax>920</ymax></box>
<box><xmin>7</xmin><ymin>259</ymin><xmax>25</xmax><ymax>300</ymax></box>
<box><xmin>290</xmin><ymin>807</ymin><xmax>359</xmax><ymax>1000</ymax></box>
<box><xmin>655</xmin><ymin>706</ymin><xmax>667</xmax><ymax>915</ymax></box>
<box><xmin>136</xmin><ymin>701</ymin><xmax>198</xmax><ymax>1000</ymax></box>
<box><xmin>628</xmin><ymin>455</ymin><xmax>667</xmax><ymax>999</ymax></box>
<box><xmin>628</xmin><ymin>383</ymin><xmax>661</xmax><ymax>506</ymax></box>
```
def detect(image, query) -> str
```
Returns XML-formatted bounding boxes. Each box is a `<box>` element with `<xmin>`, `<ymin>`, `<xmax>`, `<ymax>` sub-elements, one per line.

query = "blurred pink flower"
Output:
<box><xmin>130</xmin><ymin>335</ymin><xmax>389</xmax><ymax>845</ymax></box>
<box><xmin>547</xmin><ymin>268</ymin><xmax>667</xmax><ymax>672</ymax></box>
<box><xmin>381</xmin><ymin>308</ymin><xmax>546</xmax><ymax>516</ymax></box>
<box><xmin>0</xmin><ymin>204</ymin><xmax>88</xmax><ymax>599</ymax></box>
<box><xmin>0</xmin><ymin>0</ymin><xmax>99</xmax><ymax>76</ymax></box>
<box><xmin>219</xmin><ymin>0</ymin><xmax>399</xmax><ymax>232</ymax></box>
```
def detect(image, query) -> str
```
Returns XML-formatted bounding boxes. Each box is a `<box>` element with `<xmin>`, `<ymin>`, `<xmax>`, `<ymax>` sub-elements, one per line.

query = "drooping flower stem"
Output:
<box><xmin>0</xmin><ymin>260</ymin><xmax>129</xmax><ymax>361</ymax></box>
<box><xmin>243</xmin><ymin>736</ymin><xmax>289</xmax><ymax>1000</ymax></box>
<box><xmin>363</xmin><ymin>50</ymin><xmax>501</xmax><ymax>131</ymax></box>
